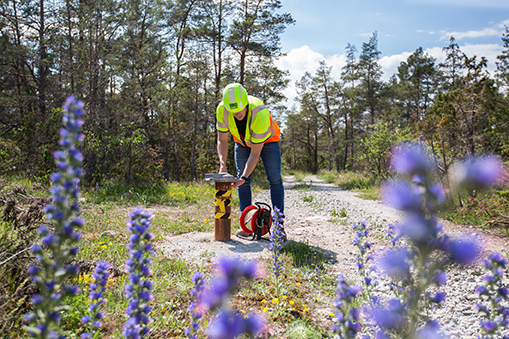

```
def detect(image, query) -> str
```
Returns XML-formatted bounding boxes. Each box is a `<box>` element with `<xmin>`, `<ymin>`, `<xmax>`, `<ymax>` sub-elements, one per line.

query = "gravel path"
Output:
<box><xmin>159</xmin><ymin>175</ymin><xmax>509</xmax><ymax>338</ymax></box>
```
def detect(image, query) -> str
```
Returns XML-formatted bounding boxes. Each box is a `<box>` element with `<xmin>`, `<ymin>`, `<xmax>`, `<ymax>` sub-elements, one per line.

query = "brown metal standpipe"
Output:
<box><xmin>205</xmin><ymin>173</ymin><xmax>236</xmax><ymax>241</ymax></box>
<box><xmin>214</xmin><ymin>181</ymin><xmax>232</xmax><ymax>241</ymax></box>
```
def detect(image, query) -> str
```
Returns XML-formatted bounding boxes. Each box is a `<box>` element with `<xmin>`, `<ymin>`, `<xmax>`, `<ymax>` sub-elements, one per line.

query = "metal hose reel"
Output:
<box><xmin>239</xmin><ymin>202</ymin><xmax>272</xmax><ymax>241</ymax></box>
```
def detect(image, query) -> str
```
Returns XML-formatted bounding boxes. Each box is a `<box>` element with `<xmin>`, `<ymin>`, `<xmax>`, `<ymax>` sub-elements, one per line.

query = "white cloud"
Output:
<box><xmin>326</xmin><ymin>54</ymin><xmax>348</xmax><ymax>79</ymax></box>
<box><xmin>380</xmin><ymin>52</ymin><xmax>413</xmax><ymax>81</ymax></box>
<box><xmin>379</xmin><ymin>44</ymin><xmax>502</xmax><ymax>81</ymax></box>
<box><xmin>460</xmin><ymin>43</ymin><xmax>503</xmax><ymax>74</ymax></box>
<box><xmin>277</xmin><ymin>42</ymin><xmax>503</xmax><ymax>104</ymax></box>
<box><xmin>276</xmin><ymin>45</ymin><xmax>323</xmax><ymax>80</ymax></box>
<box><xmin>424</xmin><ymin>47</ymin><xmax>447</xmax><ymax>64</ymax></box>
<box><xmin>408</xmin><ymin>0</ymin><xmax>509</xmax><ymax>9</ymax></box>
<box><xmin>440</xmin><ymin>27</ymin><xmax>501</xmax><ymax>41</ymax></box>
<box><xmin>497</xmin><ymin>19</ymin><xmax>509</xmax><ymax>28</ymax></box>
<box><xmin>275</xmin><ymin>46</ymin><xmax>346</xmax><ymax>105</ymax></box>
<box><xmin>423</xmin><ymin>44</ymin><xmax>502</xmax><ymax>75</ymax></box>
<box><xmin>440</xmin><ymin>19</ymin><xmax>509</xmax><ymax>41</ymax></box>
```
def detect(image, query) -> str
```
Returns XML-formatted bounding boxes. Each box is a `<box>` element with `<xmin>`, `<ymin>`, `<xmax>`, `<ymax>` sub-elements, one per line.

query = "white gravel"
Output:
<box><xmin>159</xmin><ymin>175</ymin><xmax>509</xmax><ymax>338</ymax></box>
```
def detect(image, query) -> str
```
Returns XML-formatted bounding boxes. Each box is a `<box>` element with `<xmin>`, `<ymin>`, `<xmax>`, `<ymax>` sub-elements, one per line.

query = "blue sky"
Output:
<box><xmin>275</xmin><ymin>0</ymin><xmax>509</xmax><ymax>102</ymax></box>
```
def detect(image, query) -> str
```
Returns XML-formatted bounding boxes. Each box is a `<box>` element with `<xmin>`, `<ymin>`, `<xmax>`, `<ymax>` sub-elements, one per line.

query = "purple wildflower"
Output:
<box><xmin>386</xmin><ymin>223</ymin><xmax>401</xmax><ymax>245</ymax></box>
<box><xmin>476</xmin><ymin>285</ymin><xmax>489</xmax><ymax>295</ymax></box>
<box><xmin>476</xmin><ymin>252</ymin><xmax>509</xmax><ymax>337</ymax></box>
<box><xmin>81</xmin><ymin>261</ymin><xmax>110</xmax><ymax>338</ymax></box>
<box><xmin>390</xmin><ymin>143</ymin><xmax>433</xmax><ymax>176</ymax></box>
<box><xmin>434</xmin><ymin>271</ymin><xmax>447</xmax><ymax>286</ymax></box>
<box><xmin>481</xmin><ymin>320</ymin><xmax>497</xmax><ymax>332</ymax></box>
<box><xmin>270</xmin><ymin>206</ymin><xmax>285</xmax><ymax>277</ymax></box>
<box><xmin>351</xmin><ymin>221</ymin><xmax>378</xmax><ymax>299</ymax></box>
<box><xmin>378</xmin><ymin>248</ymin><xmax>412</xmax><ymax>280</ymax></box>
<box><xmin>123</xmin><ymin>209</ymin><xmax>154</xmax><ymax>338</ymax></box>
<box><xmin>452</xmin><ymin>155</ymin><xmax>505</xmax><ymax>189</ymax></box>
<box><xmin>476</xmin><ymin>304</ymin><xmax>489</xmax><ymax>313</ymax></box>
<box><xmin>488</xmin><ymin>252</ymin><xmax>508</xmax><ymax>266</ymax></box>
<box><xmin>369</xmin><ymin>299</ymin><xmax>406</xmax><ymax>330</ymax></box>
<box><xmin>186</xmin><ymin>271</ymin><xmax>206</xmax><ymax>338</ymax></box>
<box><xmin>200</xmin><ymin>257</ymin><xmax>260</xmax><ymax>312</ymax></box>
<box><xmin>399</xmin><ymin>212</ymin><xmax>439</xmax><ymax>245</ymax></box>
<box><xmin>447</xmin><ymin>239</ymin><xmax>479</xmax><ymax>265</ymax></box>
<box><xmin>414</xmin><ymin>320</ymin><xmax>446</xmax><ymax>339</ymax></box>
<box><xmin>25</xmin><ymin>96</ymin><xmax>85</xmax><ymax>338</ymax></box>
<box><xmin>430</xmin><ymin>292</ymin><xmax>447</xmax><ymax>304</ymax></box>
<box><xmin>197</xmin><ymin>257</ymin><xmax>265</xmax><ymax>339</ymax></box>
<box><xmin>331</xmin><ymin>274</ymin><xmax>362</xmax><ymax>337</ymax></box>
<box><xmin>382</xmin><ymin>180</ymin><xmax>422</xmax><ymax>211</ymax></box>
<box><xmin>207</xmin><ymin>310</ymin><xmax>264</xmax><ymax>339</ymax></box>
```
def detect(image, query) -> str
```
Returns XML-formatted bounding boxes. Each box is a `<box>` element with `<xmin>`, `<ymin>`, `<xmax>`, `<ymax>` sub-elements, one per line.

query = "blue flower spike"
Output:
<box><xmin>25</xmin><ymin>96</ymin><xmax>85</xmax><ymax>339</ymax></box>
<box><xmin>122</xmin><ymin>208</ymin><xmax>154</xmax><ymax>338</ymax></box>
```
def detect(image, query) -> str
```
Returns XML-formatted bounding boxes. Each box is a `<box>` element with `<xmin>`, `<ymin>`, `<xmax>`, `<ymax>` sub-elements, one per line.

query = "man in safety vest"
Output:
<box><xmin>216</xmin><ymin>83</ymin><xmax>285</xmax><ymax>238</ymax></box>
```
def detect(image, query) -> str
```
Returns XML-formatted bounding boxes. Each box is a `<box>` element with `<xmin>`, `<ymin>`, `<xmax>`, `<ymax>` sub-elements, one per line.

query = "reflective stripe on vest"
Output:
<box><xmin>218</xmin><ymin>109</ymin><xmax>229</xmax><ymax>130</ymax></box>
<box><xmin>221</xmin><ymin>105</ymin><xmax>276</xmax><ymax>146</ymax></box>
<box><xmin>250</xmin><ymin>105</ymin><xmax>271</xmax><ymax>140</ymax></box>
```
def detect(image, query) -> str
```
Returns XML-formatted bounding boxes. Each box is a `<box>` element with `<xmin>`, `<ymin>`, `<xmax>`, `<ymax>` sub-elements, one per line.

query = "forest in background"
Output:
<box><xmin>1</xmin><ymin>0</ymin><xmax>509</xmax><ymax>192</ymax></box>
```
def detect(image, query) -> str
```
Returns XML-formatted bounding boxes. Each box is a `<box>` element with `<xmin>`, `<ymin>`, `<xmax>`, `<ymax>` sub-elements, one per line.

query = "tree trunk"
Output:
<box><xmin>38</xmin><ymin>0</ymin><xmax>46</xmax><ymax>118</ymax></box>
<box><xmin>66</xmin><ymin>0</ymin><xmax>75</xmax><ymax>94</ymax></box>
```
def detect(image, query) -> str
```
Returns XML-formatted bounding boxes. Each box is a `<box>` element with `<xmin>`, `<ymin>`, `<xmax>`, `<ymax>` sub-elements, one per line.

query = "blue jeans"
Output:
<box><xmin>235</xmin><ymin>142</ymin><xmax>284</xmax><ymax>215</ymax></box>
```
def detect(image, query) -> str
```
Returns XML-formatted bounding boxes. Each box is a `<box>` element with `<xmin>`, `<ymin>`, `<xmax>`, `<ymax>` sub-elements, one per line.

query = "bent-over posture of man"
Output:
<box><xmin>216</xmin><ymin>83</ymin><xmax>285</xmax><ymax>238</ymax></box>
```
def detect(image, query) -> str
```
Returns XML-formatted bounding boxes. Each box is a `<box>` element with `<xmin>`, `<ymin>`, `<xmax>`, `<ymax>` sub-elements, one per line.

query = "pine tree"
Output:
<box><xmin>357</xmin><ymin>31</ymin><xmax>383</xmax><ymax>126</ymax></box>
<box><xmin>228</xmin><ymin>0</ymin><xmax>294</xmax><ymax>85</ymax></box>
<box><xmin>396</xmin><ymin>47</ymin><xmax>440</xmax><ymax>125</ymax></box>
<box><xmin>496</xmin><ymin>26</ymin><xmax>509</xmax><ymax>96</ymax></box>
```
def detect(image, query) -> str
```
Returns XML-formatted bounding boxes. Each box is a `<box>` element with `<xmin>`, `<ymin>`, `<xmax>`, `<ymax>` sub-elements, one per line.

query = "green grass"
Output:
<box><xmin>1</xmin><ymin>176</ymin><xmax>344</xmax><ymax>338</ymax></box>
<box><xmin>437</xmin><ymin>189</ymin><xmax>509</xmax><ymax>235</ymax></box>
<box><xmin>318</xmin><ymin>170</ymin><xmax>380</xmax><ymax>200</ymax></box>
<box><xmin>286</xmin><ymin>319</ymin><xmax>326</xmax><ymax>338</ymax></box>
<box><xmin>302</xmin><ymin>195</ymin><xmax>314</xmax><ymax>203</ymax></box>
<box><xmin>282</xmin><ymin>241</ymin><xmax>334</xmax><ymax>270</ymax></box>
<box><xmin>283</xmin><ymin>169</ymin><xmax>308</xmax><ymax>183</ymax></box>
<box><xmin>80</xmin><ymin>180</ymin><xmax>217</xmax><ymax>207</ymax></box>
<box><xmin>15</xmin><ymin>169</ymin><xmax>509</xmax><ymax>338</ymax></box>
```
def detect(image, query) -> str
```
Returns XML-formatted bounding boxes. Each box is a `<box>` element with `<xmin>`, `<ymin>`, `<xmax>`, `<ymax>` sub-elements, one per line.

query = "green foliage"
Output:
<box><xmin>281</xmin><ymin>241</ymin><xmax>333</xmax><ymax>269</ymax></box>
<box><xmin>302</xmin><ymin>195</ymin><xmax>314</xmax><ymax>203</ymax></box>
<box><xmin>81</xmin><ymin>179</ymin><xmax>215</xmax><ymax>207</ymax></box>
<box><xmin>496</xmin><ymin>26</ymin><xmax>509</xmax><ymax>93</ymax></box>
<box><xmin>285</xmin><ymin>319</ymin><xmax>325</xmax><ymax>339</ymax></box>
<box><xmin>6</xmin><ymin>172</ymin><xmax>509</xmax><ymax>338</ymax></box>
<box><xmin>1</xmin><ymin>0</ymin><xmax>509</xmax><ymax>184</ymax></box>
<box><xmin>0</xmin><ymin>138</ymin><xmax>22</xmax><ymax>175</ymax></box>
<box><xmin>0</xmin><ymin>187</ymin><xmax>47</xmax><ymax>335</ymax></box>
<box><xmin>319</xmin><ymin>170</ymin><xmax>378</xmax><ymax>191</ymax></box>
<box><xmin>438</xmin><ymin>186</ymin><xmax>509</xmax><ymax>234</ymax></box>
<box><xmin>332</xmin><ymin>208</ymin><xmax>347</xmax><ymax>218</ymax></box>
<box><xmin>357</xmin><ymin>121</ymin><xmax>412</xmax><ymax>178</ymax></box>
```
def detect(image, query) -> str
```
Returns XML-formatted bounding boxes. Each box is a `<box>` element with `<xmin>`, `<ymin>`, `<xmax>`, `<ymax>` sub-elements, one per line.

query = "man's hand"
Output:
<box><xmin>231</xmin><ymin>178</ymin><xmax>245</xmax><ymax>189</ymax></box>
